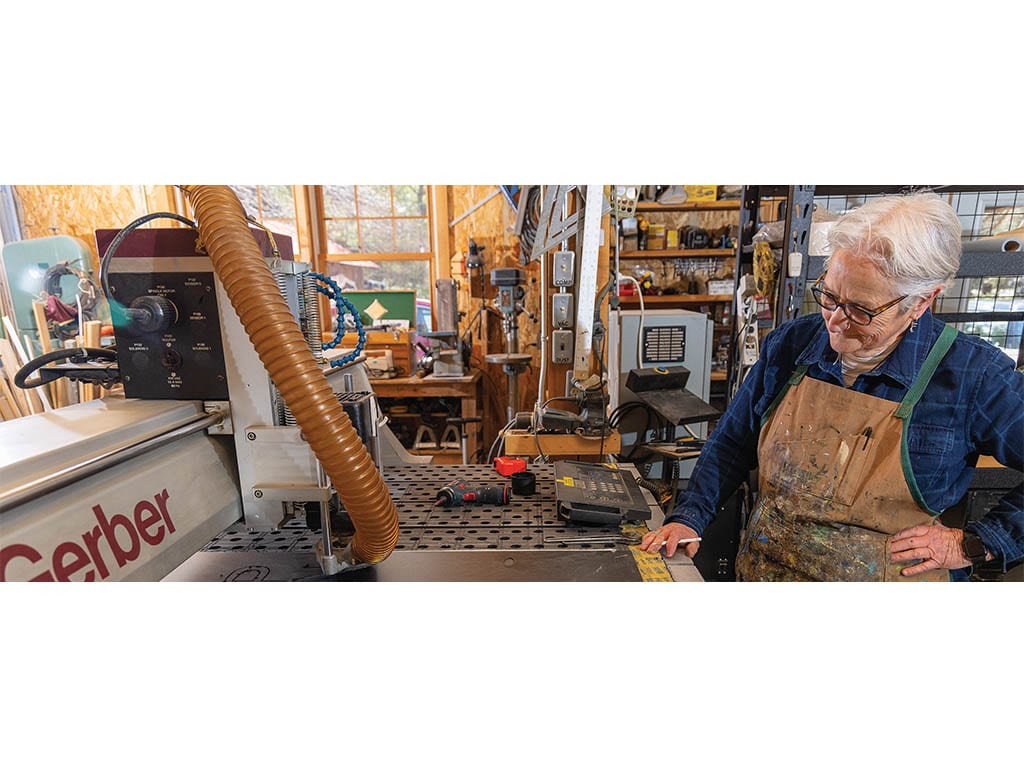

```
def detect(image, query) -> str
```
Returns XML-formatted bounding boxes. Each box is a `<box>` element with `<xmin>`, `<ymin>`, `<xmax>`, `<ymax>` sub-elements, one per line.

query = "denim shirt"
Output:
<box><xmin>666</xmin><ymin>310</ymin><xmax>1024</xmax><ymax>576</ymax></box>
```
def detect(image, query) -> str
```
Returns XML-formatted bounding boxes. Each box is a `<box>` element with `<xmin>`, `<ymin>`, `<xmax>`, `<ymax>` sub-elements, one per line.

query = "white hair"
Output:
<box><xmin>826</xmin><ymin>192</ymin><xmax>962</xmax><ymax>305</ymax></box>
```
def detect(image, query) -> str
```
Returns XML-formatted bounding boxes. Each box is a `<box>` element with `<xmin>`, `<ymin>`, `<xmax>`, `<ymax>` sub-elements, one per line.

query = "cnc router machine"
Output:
<box><xmin>0</xmin><ymin>186</ymin><xmax>701</xmax><ymax>583</ymax></box>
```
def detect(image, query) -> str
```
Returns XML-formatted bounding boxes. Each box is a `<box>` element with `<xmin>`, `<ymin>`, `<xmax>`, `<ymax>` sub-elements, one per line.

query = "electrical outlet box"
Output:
<box><xmin>553</xmin><ymin>250</ymin><xmax>574</xmax><ymax>287</ymax></box>
<box><xmin>551</xmin><ymin>293</ymin><xmax>573</xmax><ymax>328</ymax></box>
<box><xmin>552</xmin><ymin>330</ymin><xmax>573</xmax><ymax>364</ymax></box>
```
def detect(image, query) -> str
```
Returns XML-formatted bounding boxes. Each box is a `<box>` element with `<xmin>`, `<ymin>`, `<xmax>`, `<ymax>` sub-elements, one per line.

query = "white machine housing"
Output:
<box><xmin>0</xmin><ymin>240</ymin><xmax>424</xmax><ymax>581</ymax></box>
<box><xmin>607</xmin><ymin>307</ymin><xmax>714</xmax><ymax>479</ymax></box>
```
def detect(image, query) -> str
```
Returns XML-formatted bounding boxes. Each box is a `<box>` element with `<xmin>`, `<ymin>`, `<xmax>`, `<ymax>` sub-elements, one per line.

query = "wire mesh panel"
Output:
<box><xmin>799</xmin><ymin>187</ymin><xmax>1024</xmax><ymax>364</ymax></box>
<box><xmin>813</xmin><ymin>188</ymin><xmax>1024</xmax><ymax>239</ymax></box>
<box><xmin>949</xmin><ymin>189</ymin><xmax>1024</xmax><ymax>238</ymax></box>
<box><xmin>935</xmin><ymin>272</ymin><xmax>1024</xmax><ymax>365</ymax></box>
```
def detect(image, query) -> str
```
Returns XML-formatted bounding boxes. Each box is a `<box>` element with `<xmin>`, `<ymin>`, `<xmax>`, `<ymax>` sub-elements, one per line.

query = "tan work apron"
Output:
<box><xmin>735</xmin><ymin>325</ymin><xmax>958</xmax><ymax>582</ymax></box>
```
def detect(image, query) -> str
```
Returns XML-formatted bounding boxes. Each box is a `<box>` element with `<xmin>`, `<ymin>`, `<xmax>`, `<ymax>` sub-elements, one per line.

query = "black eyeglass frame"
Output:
<box><xmin>810</xmin><ymin>271</ymin><xmax>908</xmax><ymax>326</ymax></box>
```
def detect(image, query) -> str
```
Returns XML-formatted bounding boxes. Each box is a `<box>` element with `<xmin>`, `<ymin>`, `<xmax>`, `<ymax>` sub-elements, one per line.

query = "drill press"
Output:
<box><xmin>484</xmin><ymin>267</ymin><xmax>533</xmax><ymax>423</ymax></box>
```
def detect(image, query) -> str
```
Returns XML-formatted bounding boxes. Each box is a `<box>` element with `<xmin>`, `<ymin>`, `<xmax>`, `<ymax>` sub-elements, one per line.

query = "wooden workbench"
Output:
<box><xmin>368</xmin><ymin>370</ymin><xmax>482</xmax><ymax>464</ymax></box>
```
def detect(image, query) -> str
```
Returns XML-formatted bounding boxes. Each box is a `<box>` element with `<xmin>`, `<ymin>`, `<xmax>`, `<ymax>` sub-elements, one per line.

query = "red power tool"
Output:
<box><xmin>434</xmin><ymin>480</ymin><xmax>511</xmax><ymax>506</ymax></box>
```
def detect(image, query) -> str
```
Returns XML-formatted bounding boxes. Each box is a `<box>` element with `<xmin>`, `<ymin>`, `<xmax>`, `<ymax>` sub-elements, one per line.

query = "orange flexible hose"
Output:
<box><xmin>181</xmin><ymin>186</ymin><xmax>399</xmax><ymax>563</ymax></box>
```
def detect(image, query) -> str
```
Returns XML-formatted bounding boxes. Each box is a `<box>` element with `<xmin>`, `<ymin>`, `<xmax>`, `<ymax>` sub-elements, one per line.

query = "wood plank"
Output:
<box><xmin>0</xmin><ymin>374</ymin><xmax>23</xmax><ymax>419</ymax></box>
<box><xmin>29</xmin><ymin>300</ymin><xmax>65</xmax><ymax>408</ymax></box>
<box><xmin>635</xmin><ymin>200</ymin><xmax>741</xmax><ymax>212</ymax></box>
<box><xmin>83</xmin><ymin>321</ymin><xmax>102</xmax><ymax>400</ymax></box>
<box><xmin>19</xmin><ymin>333</ymin><xmax>52</xmax><ymax>411</ymax></box>
<box><xmin>368</xmin><ymin>369</ymin><xmax>480</xmax><ymax>400</ymax></box>
<box><xmin>31</xmin><ymin>301</ymin><xmax>54</xmax><ymax>354</ymax></box>
<box><xmin>619</xmin><ymin>248</ymin><xmax>735</xmax><ymax>258</ymax></box>
<box><xmin>22</xmin><ymin>333</ymin><xmax>58</xmax><ymax>411</ymax></box>
<box><xmin>75</xmin><ymin>335</ymin><xmax>92</xmax><ymax>403</ymax></box>
<box><xmin>504</xmin><ymin>428</ymin><xmax>620</xmax><ymax>457</ymax></box>
<box><xmin>431</xmin><ymin>185</ymin><xmax>451</xmax><ymax>280</ymax></box>
<box><xmin>0</xmin><ymin>392</ymin><xmax>17</xmax><ymax>420</ymax></box>
<box><xmin>0</xmin><ymin>333</ymin><xmax>44</xmax><ymax>414</ymax></box>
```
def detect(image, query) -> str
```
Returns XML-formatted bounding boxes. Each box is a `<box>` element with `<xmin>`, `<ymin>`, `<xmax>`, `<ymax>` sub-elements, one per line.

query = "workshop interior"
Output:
<box><xmin>1</xmin><ymin>184</ymin><xmax>1021</xmax><ymax>582</ymax></box>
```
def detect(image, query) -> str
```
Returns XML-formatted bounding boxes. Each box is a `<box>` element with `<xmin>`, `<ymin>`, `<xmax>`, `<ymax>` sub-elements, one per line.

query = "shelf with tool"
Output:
<box><xmin>727</xmin><ymin>186</ymin><xmax>815</xmax><ymax>403</ymax></box>
<box><xmin>613</xmin><ymin>190</ymin><xmax>741</xmax><ymax>401</ymax></box>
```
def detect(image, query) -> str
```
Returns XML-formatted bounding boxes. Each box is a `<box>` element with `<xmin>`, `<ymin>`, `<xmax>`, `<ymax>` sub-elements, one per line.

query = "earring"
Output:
<box><xmin>910</xmin><ymin>318</ymin><xmax>918</xmax><ymax>333</ymax></box>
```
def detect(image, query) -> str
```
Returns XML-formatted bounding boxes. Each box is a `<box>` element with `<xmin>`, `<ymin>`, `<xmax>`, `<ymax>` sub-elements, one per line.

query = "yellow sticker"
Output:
<box><xmin>622</xmin><ymin>523</ymin><xmax>673</xmax><ymax>582</ymax></box>
<box><xmin>629</xmin><ymin>548</ymin><xmax>674</xmax><ymax>582</ymax></box>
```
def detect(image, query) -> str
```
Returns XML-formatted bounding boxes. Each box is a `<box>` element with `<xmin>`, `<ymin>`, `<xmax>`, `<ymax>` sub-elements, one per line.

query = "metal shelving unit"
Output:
<box><xmin>613</xmin><ymin>195</ymin><xmax>741</xmax><ymax>404</ymax></box>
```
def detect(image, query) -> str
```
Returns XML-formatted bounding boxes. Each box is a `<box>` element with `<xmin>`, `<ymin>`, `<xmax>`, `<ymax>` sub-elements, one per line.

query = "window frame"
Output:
<box><xmin>308</xmin><ymin>185</ymin><xmax>441</xmax><ymax>335</ymax></box>
<box><xmin>315</xmin><ymin>185</ymin><xmax>434</xmax><ymax>262</ymax></box>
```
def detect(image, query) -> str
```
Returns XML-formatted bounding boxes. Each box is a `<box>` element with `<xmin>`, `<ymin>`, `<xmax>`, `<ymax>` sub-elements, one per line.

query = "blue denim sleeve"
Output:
<box><xmin>964</xmin><ymin>352</ymin><xmax>1024</xmax><ymax>569</ymax></box>
<box><xmin>663</xmin><ymin>323</ymin><xmax>799</xmax><ymax>534</ymax></box>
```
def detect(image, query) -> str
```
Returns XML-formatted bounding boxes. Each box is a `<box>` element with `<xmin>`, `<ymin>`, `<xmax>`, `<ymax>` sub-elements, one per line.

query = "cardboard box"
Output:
<box><xmin>684</xmin><ymin>185</ymin><xmax>718</xmax><ymax>202</ymax></box>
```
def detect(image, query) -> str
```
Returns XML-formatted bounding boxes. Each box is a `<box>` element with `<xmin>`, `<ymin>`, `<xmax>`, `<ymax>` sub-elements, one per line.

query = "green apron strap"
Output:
<box><xmin>760</xmin><ymin>364</ymin><xmax>810</xmax><ymax>429</ymax></box>
<box><xmin>894</xmin><ymin>324</ymin><xmax>958</xmax><ymax>420</ymax></box>
<box><xmin>895</xmin><ymin>323</ymin><xmax>958</xmax><ymax>515</ymax></box>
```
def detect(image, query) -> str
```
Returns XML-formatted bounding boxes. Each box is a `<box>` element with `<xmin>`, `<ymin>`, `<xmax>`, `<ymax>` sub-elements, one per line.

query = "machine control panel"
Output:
<box><xmin>96</xmin><ymin>227</ymin><xmax>239</xmax><ymax>401</ymax></box>
<box><xmin>108</xmin><ymin>270</ymin><xmax>229</xmax><ymax>400</ymax></box>
<box><xmin>97</xmin><ymin>226</ymin><xmax>291</xmax><ymax>401</ymax></box>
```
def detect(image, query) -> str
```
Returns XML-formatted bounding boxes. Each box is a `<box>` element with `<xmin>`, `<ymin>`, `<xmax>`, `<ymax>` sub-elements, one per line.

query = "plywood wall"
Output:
<box><xmin>13</xmin><ymin>185</ymin><xmax>173</xmax><ymax>271</ymax></box>
<box><xmin>446</xmin><ymin>185</ymin><xmax>533</xmax><ymax>446</ymax></box>
<box><xmin>443</xmin><ymin>186</ymin><xmax>612</xmax><ymax>453</ymax></box>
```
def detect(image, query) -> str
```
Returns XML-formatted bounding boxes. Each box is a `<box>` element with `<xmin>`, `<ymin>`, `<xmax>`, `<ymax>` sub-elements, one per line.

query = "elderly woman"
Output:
<box><xmin>641</xmin><ymin>193</ymin><xmax>1024</xmax><ymax>580</ymax></box>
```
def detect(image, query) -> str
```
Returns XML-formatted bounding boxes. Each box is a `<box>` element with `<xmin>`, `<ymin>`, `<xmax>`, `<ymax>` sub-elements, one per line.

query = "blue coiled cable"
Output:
<box><xmin>309</xmin><ymin>271</ymin><xmax>365</xmax><ymax>366</ymax></box>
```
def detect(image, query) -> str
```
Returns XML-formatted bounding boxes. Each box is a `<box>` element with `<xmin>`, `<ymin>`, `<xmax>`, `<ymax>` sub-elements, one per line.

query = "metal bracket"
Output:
<box><xmin>245</xmin><ymin>425</ymin><xmax>307</xmax><ymax>444</ymax></box>
<box><xmin>204</xmin><ymin>401</ymin><xmax>232</xmax><ymax>434</ymax></box>
<box><xmin>251</xmin><ymin>483</ymin><xmax>330</xmax><ymax>503</ymax></box>
<box><xmin>775</xmin><ymin>185</ymin><xmax>815</xmax><ymax>324</ymax></box>
<box><xmin>530</xmin><ymin>185</ymin><xmax>611</xmax><ymax>262</ymax></box>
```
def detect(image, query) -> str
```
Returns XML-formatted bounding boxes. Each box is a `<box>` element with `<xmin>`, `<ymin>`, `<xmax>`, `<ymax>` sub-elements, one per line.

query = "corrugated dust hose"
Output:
<box><xmin>182</xmin><ymin>185</ymin><xmax>399</xmax><ymax>564</ymax></box>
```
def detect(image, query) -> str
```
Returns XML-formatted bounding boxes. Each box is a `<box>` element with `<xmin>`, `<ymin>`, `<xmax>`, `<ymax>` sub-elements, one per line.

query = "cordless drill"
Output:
<box><xmin>435</xmin><ymin>480</ymin><xmax>511</xmax><ymax>506</ymax></box>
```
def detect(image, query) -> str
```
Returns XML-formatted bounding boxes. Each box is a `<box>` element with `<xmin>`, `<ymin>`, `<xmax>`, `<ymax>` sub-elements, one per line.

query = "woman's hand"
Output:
<box><xmin>890</xmin><ymin>524</ymin><xmax>970</xmax><ymax>575</ymax></box>
<box><xmin>639</xmin><ymin>522</ymin><xmax>701</xmax><ymax>558</ymax></box>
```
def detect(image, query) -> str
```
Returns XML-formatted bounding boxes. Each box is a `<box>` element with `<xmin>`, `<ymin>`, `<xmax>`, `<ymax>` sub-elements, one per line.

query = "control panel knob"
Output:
<box><xmin>128</xmin><ymin>295</ymin><xmax>178</xmax><ymax>334</ymax></box>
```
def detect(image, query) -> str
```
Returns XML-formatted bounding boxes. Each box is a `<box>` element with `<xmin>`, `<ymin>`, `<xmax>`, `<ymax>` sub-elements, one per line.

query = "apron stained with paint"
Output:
<box><xmin>735</xmin><ymin>326</ymin><xmax>957</xmax><ymax>582</ymax></box>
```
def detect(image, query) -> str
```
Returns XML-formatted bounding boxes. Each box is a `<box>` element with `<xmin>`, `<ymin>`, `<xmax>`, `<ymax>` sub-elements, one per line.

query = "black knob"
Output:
<box><xmin>128</xmin><ymin>295</ymin><xmax>178</xmax><ymax>334</ymax></box>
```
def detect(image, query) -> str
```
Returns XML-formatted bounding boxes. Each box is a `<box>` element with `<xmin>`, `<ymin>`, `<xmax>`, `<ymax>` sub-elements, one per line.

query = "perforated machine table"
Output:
<box><xmin>165</xmin><ymin>464</ymin><xmax>703</xmax><ymax>582</ymax></box>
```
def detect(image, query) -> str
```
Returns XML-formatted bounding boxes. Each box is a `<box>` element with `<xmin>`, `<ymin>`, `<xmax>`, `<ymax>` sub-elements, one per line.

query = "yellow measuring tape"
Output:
<box><xmin>622</xmin><ymin>523</ymin><xmax>673</xmax><ymax>582</ymax></box>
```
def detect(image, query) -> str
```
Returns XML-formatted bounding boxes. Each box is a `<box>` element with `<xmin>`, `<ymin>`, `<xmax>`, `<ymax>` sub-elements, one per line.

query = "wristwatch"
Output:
<box><xmin>961</xmin><ymin>532</ymin><xmax>990</xmax><ymax>566</ymax></box>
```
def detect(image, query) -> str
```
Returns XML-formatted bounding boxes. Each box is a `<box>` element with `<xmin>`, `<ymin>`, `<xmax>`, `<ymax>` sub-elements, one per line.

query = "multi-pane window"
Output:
<box><xmin>321</xmin><ymin>185</ymin><xmax>430</xmax><ymax>255</ymax></box>
<box><xmin>318</xmin><ymin>186</ymin><xmax>433</xmax><ymax>314</ymax></box>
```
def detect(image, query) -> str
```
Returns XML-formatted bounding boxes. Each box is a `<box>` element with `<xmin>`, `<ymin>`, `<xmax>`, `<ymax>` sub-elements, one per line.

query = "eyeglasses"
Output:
<box><xmin>810</xmin><ymin>271</ymin><xmax>907</xmax><ymax>326</ymax></box>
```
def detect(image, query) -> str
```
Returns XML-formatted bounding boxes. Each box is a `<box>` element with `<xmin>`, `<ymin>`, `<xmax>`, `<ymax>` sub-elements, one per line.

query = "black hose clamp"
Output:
<box><xmin>510</xmin><ymin>471</ymin><xmax>536</xmax><ymax>496</ymax></box>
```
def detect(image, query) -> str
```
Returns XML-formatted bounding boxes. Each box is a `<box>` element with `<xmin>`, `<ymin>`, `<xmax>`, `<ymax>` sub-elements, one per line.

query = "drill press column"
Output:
<box><xmin>484</xmin><ymin>267</ymin><xmax>532</xmax><ymax>423</ymax></box>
